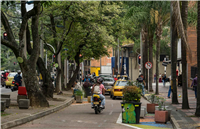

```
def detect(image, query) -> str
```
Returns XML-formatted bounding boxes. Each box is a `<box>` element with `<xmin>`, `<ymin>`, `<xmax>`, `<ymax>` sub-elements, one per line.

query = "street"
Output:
<box><xmin>0</xmin><ymin>86</ymin><xmax>12</xmax><ymax>94</ymax></box>
<box><xmin>12</xmin><ymin>96</ymin><xmax>134</xmax><ymax>129</ymax></box>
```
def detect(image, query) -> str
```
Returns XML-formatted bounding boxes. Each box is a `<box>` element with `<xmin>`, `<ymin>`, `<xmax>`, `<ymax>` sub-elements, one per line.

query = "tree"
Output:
<box><xmin>1</xmin><ymin>1</ymin><xmax>49</xmax><ymax>107</ymax></box>
<box><xmin>181</xmin><ymin>1</ymin><xmax>190</xmax><ymax>109</ymax></box>
<box><xmin>195</xmin><ymin>1</ymin><xmax>200</xmax><ymax>116</ymax></box>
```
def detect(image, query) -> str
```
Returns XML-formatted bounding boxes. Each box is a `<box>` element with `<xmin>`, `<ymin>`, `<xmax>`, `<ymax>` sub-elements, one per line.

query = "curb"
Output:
<box><xmin>170</xmin><ymin>114</ymin><xmax>181</xmax><ymax>129</ymax></box>
<box><xmin>1</xmin><ymin>98</ymin><xmax>75</xmax><ymax>129</ymax></box>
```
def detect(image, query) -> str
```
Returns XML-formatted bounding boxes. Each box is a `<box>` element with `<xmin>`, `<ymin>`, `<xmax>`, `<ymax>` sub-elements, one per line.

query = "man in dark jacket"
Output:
<box><xmin>191</xmin><ymin>74</ymin><xmax>197</xmax><ymax>98</ymax></box>
<box><xmin>14</xmin><ymin>70</ymin><xmax>22</xmax><ymax>86</ymax></box>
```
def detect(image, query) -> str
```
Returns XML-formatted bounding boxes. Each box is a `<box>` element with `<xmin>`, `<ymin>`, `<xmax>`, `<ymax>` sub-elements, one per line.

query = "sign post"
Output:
<box><xmin>145</xmin><ymin>62</ymin><xmax>152</xmax><ymax>92</ymax></box>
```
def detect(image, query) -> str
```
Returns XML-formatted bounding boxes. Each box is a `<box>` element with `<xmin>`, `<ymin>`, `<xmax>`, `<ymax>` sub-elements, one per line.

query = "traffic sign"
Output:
<box><xmin>145</xmin><ymin>62</ymin><xmax>152</xmax><ymax>69</ymax></box>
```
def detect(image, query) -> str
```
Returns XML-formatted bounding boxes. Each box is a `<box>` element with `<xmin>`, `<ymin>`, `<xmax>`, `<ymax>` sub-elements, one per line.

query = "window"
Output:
<box><xmin>115</xmin><ymin>81</ymin><xmax>128</xmax><ymax>86</ymax></box>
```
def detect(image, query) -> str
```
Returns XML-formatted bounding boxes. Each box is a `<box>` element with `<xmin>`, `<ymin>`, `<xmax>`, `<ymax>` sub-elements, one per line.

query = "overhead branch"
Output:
<box><xmin>1</xmin><ymin>11</ymin><xmax>17</xmax><ymax>44</ymax></box>
<box><xmin>1</xmin><ymin>39</ymin><xmax>19</xmax><ymax>57</ymax></box>
<box><xmin>40</xmin><ymin>37</ymin><xmax>55</xmax><ymax>54</ymax></box>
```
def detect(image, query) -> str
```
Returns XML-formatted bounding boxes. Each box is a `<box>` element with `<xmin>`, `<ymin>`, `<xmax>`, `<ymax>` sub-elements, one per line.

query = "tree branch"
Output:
<box><xmin>40</xmin><ymin>37</ymin><xmax>55</xmax><ymax>54</ymax></box>
<box><xmin>1</xmin><ymin>11</ymin><xmax>17</xmax><ymax>44</ymax></box>
<box><xmin>1</xmin><ymin>39</ymin><xmax>19</xmax><ymax>57</ymax></box>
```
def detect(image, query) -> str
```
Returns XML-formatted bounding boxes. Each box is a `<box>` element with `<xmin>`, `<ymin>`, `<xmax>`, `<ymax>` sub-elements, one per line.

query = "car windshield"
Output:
<box><xmin>115</xmin><ymin>81</ymin><xmax>128</xmax><ymax>86</ymax></box>
<box><xmin>104</xmin><ymin>78</ymin><xmax>114</xmax><ymax>82</ymax></box>
<box><xmin>8</xmin><ymin>73</ymin><xmax>17</xmax><ymax>77</ymax></box>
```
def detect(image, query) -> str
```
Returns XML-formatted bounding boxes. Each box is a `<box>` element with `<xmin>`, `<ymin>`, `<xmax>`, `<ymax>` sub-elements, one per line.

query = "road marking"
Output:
<box><xmin>109</xmin><ymin>111</ymin><xmax>113</xmax><ymax>115</ymax></box>
<box><xmin>116</xmin><ymin>113</ymin><xmax>143</xmax><ymax>129</ymax></box>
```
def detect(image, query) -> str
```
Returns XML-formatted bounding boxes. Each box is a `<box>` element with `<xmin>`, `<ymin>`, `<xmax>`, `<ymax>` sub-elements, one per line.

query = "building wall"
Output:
<box><xmin>187</xmin><ymin>27</ymin><xmax>197</xmax><ymax>87</ymax></box>
<box><xmin>90</xmin><ymin>67</ymin><xmax>100</xmax><ymax>76</ymax></box>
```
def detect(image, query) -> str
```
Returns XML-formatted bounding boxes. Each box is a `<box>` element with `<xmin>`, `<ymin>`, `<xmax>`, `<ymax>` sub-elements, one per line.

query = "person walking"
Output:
<box><xmin>162</xmin><ymin>74</ymin><xmax>166</xmax><ymax>87</ymax></box>
<box><xmin>191</xmin><ymin>74</ymin><xmax>197</xmax><ymax>98</ymax></box>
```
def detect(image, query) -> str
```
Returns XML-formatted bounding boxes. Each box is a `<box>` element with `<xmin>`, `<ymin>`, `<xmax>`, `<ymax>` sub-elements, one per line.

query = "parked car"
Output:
<box><xmin>5</xmin><ymin>72</ymin><xmax>17</xmax><ymax>88</ymax></box>
<box><xmin>110</xmin><ymin>80</ymin><xmax>128</xmax><ymax>100</ymax></box>
<box><xmin>102</xmin><ymin>77</ymin><xmax>115</xmax><ymax>95</ymax></box>
<box><xmin>1</xmin><ymin>77</ymin><xmax>6</xmax><ymax>87</ymax></box>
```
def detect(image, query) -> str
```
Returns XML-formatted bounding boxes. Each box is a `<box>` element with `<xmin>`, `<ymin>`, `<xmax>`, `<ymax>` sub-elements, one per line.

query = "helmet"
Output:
<box><xmin>97</xmin><ymin>77</ymin><xmax>103</xmax><ymax>83</ymax></box>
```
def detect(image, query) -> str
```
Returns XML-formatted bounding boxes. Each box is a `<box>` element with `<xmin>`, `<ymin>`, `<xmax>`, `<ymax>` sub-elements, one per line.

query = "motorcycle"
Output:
<box><xmin>92</xmin><ymin>94</ymin><xmax>103</xmax><ymax>114</ymax></box>
<box><xmin>11</xmin><ymin>80</ymin><xmax>20</xmax><ymax>92</ymax></box>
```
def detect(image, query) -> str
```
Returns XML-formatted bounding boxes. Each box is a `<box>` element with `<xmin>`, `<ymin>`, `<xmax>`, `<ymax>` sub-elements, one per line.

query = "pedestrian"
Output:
<box><xmin>191</xmin><ymin>74</ymin><xmax>197</xmax><ymax>98</ymax></box>
<box><xmin>162</xmin><ymin>74</ymin><xmax>166</xmax><ymax>87</ymax></box>
<box><xmin>154</xmin><ymin>73</ymin><xmax>156</xmax><ymax>83</ymax></box>
<box><xmin>137</xmin><ymin>74</ymin><xmax>145</xmax><ymax>95</ymax></box>
<box><xmin>91</xmin><ymin>77</ymin><xmax>105</xmax><ymax>109</ymax></box>
<box><xmin>14</xmin><ymin>70</ymin><xmax>22</xmax><ymax>86</ymax></box>
<box><xmin>83</xmin><ymin>78</ymin><xmax>92</xmax><ymax>97</ymax></box>
<box><xmin>84</xmin><ymin>75</ymin><xmax>91</xmax><ymax>82</ymax></box>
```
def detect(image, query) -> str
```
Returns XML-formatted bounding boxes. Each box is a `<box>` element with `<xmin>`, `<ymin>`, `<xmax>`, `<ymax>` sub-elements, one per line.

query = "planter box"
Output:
<box><xmin>147</xmin><ymin>103</ymin><xmax>158</xmax><ymax>113</ymax></box>
<box><xmin>17</xmin><ymin>95</ymin><xmax>27</xmax><ymax>103</ymax></box>
<box><xmin>155</xmin><ymin>106</ymin><xmax>171</xmax><ymax>121</ymax></box>
<box><xmin>155</xmin><ymin>110</ymin><xmax>168</xmax><ymax>124</ymax></box>
<box><xmin>19</xmin><ymin>99</ymin><xmax>30</xmax><ymax>109</ymax></box>
<box><xmin>121</xmin><ymin>102</ymin><xmax>141</xmax><ymax>124</ymax></box>
<box><xmin>76</xmin><ymin>96</ymin><xmax>83</xmax><ymax>103</ymax></box>
<box><xmin>1</xmin><ymin>101</ymin><xmax>6</xmax><ymax>112</ymax></box>
<box><xmin>1</xmin><ymin>94</ymin><xmax>10</xmax><ymax>99</ymax></box>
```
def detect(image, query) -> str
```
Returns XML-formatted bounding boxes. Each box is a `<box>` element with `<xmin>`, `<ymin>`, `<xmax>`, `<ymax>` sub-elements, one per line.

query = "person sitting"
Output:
<box><xmin>91</xmin><ymin>77</ymin><xmax>105</xmax><ymax>109</ymax></box>
<box><xmin>71</xmin><ymin>80</ymin><xmax>82</xmax><ymax>97</ymax></box>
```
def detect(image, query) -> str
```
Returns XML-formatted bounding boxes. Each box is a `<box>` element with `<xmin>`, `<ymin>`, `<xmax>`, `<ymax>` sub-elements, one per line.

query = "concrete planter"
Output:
<box><xmin>147</xmin><ymin>103</ymin><xmax>158</xmax><ymax>113</ymax></box>
<box><xmin>17</xmin><ymin>95</ymin><xmax>27</xmax><ymax>103</ymax></box>
<box><xmin>19</xmin><ymin>99</ymin><xmax>30</xmax><ymax>109</ymax></box>
<box><xmin>155</xmin><ymin>106</ymin><xmax>171</xmax><ymax>121</ymax></box>
<box><xmin>1</xmin><ymin>101</ymin><xmax>6</xmax><ymax>112</ymax></box>
<box><xmin>76</xmin><ymin>96</ymin><xmax>83</xmax><ymax>103</ymax></box>
<box><xmin>155</xmin><ymin>110</ymin><xmax>168</xmax><ymax>124</ymax></box>
<box><xmin>1</xmin><ymin>98</ymin><xmax>10</xmax><ymax>108</ymax></box>
<box><xmin>1</xmin><ymin>94</ymin><xmax>10</xmax><ymax>99</ymax></box>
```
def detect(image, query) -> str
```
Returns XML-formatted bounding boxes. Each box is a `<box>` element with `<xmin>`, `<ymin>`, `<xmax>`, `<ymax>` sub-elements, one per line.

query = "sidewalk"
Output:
<box><xmin>145</xmin><ymin>82</ymin><xmax>200</xmax><ymax>129</ymax></box>
<box><xmin>1</xmin><ymin>90</ymin><xmax>74</xmax><ymax>129</ymax></box>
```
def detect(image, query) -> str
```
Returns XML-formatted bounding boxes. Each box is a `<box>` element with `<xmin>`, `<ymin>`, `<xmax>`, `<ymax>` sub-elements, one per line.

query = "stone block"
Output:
<box><xmin>1</xmin><ymin>101</ymin><xmax>6</xmax><ymax>112</ymax></box>
<box><xmin>1</xmin><ymin>98</ymin><xmax>10</xmax><ymax>108</ymax></box>
<box><xmin>1</xmin><ymin>94</ymin><xmax>10</xmax><ymax>99</ymax></box>
<box><xmin>17</xmin><ymin>95</ymin><xmax>27</xmax><ymax>103</ymax></box>
<box><xmin>140</xmin><ymin>106</ymin><xmax>147</xmax><ymax>118</ymax></box>
<box><xmin>18</xmin><ymin>99</ymin><xmax>30</xmax><ymax>109</ymax></box>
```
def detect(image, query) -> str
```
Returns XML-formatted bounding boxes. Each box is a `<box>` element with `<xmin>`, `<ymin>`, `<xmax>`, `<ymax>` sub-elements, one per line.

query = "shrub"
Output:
<box><xmin>75</xmin><ymin>90</ymin><xmax>83</xmax><ymax>96</ymax></box>
<box><xmin>123</xmin><ymin>86</ymin><xmax>142</xmax><ymax>102</ymax></box>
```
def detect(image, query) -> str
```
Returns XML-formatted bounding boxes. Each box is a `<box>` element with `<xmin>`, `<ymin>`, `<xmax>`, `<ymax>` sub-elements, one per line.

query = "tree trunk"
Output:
<box><xmin>142</xmin><ymin>26</ymin><xmax>147</xmax><ymax>79</ymax></box>
<box><xmin>22</xmin><ymin>66</ymin><xmax>49</xmax><ymax>107</ymax></box>
<box><xmin>37</xmin><ymin>57</ymin><xmax>54</xmax><ymax>98</ymax></box>
<box><xmin>149</xmin><ymin>31</ymin><xmax>154</xmax><ymax>92</ymax></box>
<box><xmin>145</xmin><ymin>29</ymin><xmax>149</xmax><ymax>90</ymax></box>
<box><xmin>155</xmin><ymin>17</ymin><xmax>162</xmax><ymax>95</ymax></box>
<box><xmin>181</xmin><ymin>1</ymin><xmax>190</xmax><ymax>109</ymax></box>
<box><xmin>171</xmin><ymin>1</ymin><xmax>179</xmax><ymax>104</ymax></box>
<box><xmin>119</xmin><ymin>49</ymin><xmax>124</xmax><ymax>74</ymax></box>
<box><xmin>114</xmin><ymin>47</ymin><xmax>118</xmax><ymax>75</ymax></box>
<box><xmin>67</xmin><ymin>51</ymin><xmax>80</xmax><ymax>90</ymax></box>
<box><xmin>195</xmin><ymin>1</ymin><xmax>200</xmax><ymax>116</ymax></box>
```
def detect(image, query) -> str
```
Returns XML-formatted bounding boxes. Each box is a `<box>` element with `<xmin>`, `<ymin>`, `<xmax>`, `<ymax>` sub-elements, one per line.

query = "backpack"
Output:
<box><xmin>83</xmin><ymin>80</ymin><xmax>91</xmax><ymax>88</ymax></box>
<box><xmin>93</xmin><ymin>85</ymin><xmax>101</xmax><ymax>94</ymax></box>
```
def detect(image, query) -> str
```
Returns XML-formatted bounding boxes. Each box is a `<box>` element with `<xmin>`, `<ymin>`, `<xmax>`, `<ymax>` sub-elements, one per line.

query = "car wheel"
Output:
<box><xmin>6</xmin><ymin>86</ymin><xmax>8</xmax><ymax>88</ymax></box>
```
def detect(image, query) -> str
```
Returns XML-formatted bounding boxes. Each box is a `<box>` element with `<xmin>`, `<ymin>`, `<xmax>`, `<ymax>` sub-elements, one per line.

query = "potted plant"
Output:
<box><xmin>75</xmin><ymin>90</ymin><xmax>83</xmax><ymax>103</ymax></box>
<box><xmin>155</xmin><ymin>97</ymin><xmax>168</xmax><ymax>124</ymax></box>
<box><xmin>121</xmin><ymin>81</ymin><xmax>142</xmax><ymax>124</ymax></box>
<box><xmin>147</xmin><ymin>94</ymin><xmax>159</xmax><ymax>113</ymax></box>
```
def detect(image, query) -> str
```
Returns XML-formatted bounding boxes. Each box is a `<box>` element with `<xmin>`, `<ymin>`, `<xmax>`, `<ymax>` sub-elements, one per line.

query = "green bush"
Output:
<box><xmin>75</xmin><ymin>90</ymin><xmax>83</xmax><ymax>96</ymax></box>
<box><xmin>122</xmin><ymin>86</ymin><xmax>141</xmax><ymax>102</ymax></box>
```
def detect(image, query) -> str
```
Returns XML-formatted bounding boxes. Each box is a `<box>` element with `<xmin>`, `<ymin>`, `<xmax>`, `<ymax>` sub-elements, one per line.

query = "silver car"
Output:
<box><xmin>103</xmin><ymin>77</ymin><xmax>115</xmax><ymax>95</ymax></box>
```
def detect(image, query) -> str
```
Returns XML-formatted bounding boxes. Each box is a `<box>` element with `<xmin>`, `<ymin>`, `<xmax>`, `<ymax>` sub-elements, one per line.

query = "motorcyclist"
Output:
<box><xmin>91</xmin><ymin>77</ymin><xmax>105</xmax><ymax>109</ymax></box>
<box><xmin>14</xmin><ymin>70</ymin><xmax>22</xmax><ymax>86</ymax></box>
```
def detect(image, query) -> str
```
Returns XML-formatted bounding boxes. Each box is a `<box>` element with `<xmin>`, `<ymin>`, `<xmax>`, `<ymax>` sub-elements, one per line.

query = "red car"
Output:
<box><xmin>0</xmin><ymin>76</ymin><xmax>6</xmax><ymax>87</ymax></box>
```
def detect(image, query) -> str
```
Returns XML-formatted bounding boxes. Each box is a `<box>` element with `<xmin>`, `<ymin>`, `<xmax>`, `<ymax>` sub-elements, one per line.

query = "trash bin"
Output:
<box><xmin>121</xmin><ymin>102</ymin><xmax>141</xmax><ymax>124</ymax></box>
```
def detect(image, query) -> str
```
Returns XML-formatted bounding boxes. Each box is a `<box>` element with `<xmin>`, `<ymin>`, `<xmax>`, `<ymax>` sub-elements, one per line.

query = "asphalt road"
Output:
<box><xmin>0</xmin><ymin>85</ymin><xmax>12</xmax><ymax>94</ymax></box>
<box><xmin>12</xmin><ymin>96</ymin><xmax>135</xmax><ymax>129</ymax></box>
